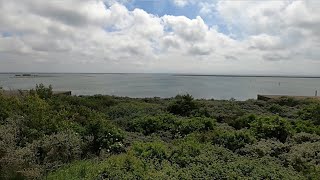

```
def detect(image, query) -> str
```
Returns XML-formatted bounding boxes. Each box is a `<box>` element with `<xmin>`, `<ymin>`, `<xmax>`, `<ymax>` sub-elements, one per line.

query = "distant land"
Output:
<box><xmin>1</xmin><ymin>72</ymin><xmax>320</xmax><ymax>79</ymax></box>
<box><xmin>174</xmin><ymin>74</ymin><xmax>320</xmax><ymax>79</ymax></box>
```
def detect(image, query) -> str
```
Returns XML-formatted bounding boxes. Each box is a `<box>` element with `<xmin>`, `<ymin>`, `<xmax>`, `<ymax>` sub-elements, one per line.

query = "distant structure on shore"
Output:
<box><xmin>258</xmin><ymin>94</ymin><xmax>320</xmax><ymax>101</ymax></box>
<box><xmin>14</xmin><ymin>74</ymin><xmax>38</xmax><ymax>78</ymax></box>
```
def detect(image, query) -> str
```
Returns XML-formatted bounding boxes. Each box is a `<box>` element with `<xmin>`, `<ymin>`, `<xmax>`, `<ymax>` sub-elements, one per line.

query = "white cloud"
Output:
<box><xmin>199</xmin><ymin>2</ymin><xmax>216</xmax><ymax>17</ymax></box>
<box><xmin>248</xmin><ymin>34</ymin><xmax>283</xmax><ymax>50</ymax></box>
<box><xmin>173</xmin><ymin>0</ymin><xmax>190</xmax><ymax>7</ymax></box>
<box><xmin>0</xmin><ymin>0</ymin><xmax>319</xmax><ymax>75</ymax></box>
<box><xmin>163</xmin><ymin>16</ymin><xmax>208</xmax><ymax>42</ymax></box>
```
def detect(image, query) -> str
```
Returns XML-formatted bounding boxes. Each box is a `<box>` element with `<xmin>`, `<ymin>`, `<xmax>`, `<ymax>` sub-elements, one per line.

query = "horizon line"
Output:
<box><xmin>1</xmin><ymin>72</ymin><xmax>320</xmax><ymax>78</ymax></box>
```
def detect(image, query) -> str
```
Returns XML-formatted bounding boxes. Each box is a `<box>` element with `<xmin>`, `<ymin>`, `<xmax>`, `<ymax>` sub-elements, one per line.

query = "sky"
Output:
<box><xmin>0</xmin><ymin>0</ymin><xmax>320</xmax><ymax>75</ymax></box>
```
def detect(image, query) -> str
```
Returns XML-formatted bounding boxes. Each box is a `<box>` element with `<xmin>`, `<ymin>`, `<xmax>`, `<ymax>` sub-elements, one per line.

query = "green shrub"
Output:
<box><xmin>271</xmin><ymin>97</ymin><xmax>300</xmax><ymax>107</ymax></box>
<box><xmin>170</xmin><ymin>138</ymin><xmax>202</xmax><ymax>167</ymax></box>
<box><xmin>26</xmin><ymin>130</ymin><xmax>83</xmax><ymax>171</ymax></box>
<box><xmin>298</xmin><ymin>103</ymin><xmax>320</xmax><ymax>124</ymax></box>
<box><xmin>240</xmin><ymin>139</ymin><xmax>290</xmax><ymax>157</ymax></box>
<box><xmin>292</xmin><ymin>120</ymin><xmax>320</xmax><ymax>135</ymax></box>
<box><xmin>250</xmin><ymin>116</ymin><xmax>294</xmax><ymax>142</ymax></box>
<box><xmin>129</xmin><ymin>114</ymin><xmax>175</xmax><ymax>135</ymax></box>
<box><xmin>46</xmin><ymin>160</ymin><xmax>101</xmax><ymax>180</ymax></box>
<box><xmin>0</xmin><ymin>116</ymin><xmax>43</xmax><ymax>179</ymax></box>
<box><xmin>212</xmin><ymin>101</ymin><xmax>245</xmax><ymax>123</ymax></box>
<box><xmin>291</xmin><ymin>132</ymin><xmax>320</xmax><ymax>144</ymax></box>
<box><xmin>84</xmin><ymin>118</ymin><xmax>124</xmax><ymax>155</ymax></box>
<box><xmin>211</xmin><ymin>128</ymin><xmax>256</xmax><ymax>151</ymax></box>
<box><xmin>173</xmin><ymin>117</ymin><xmax>215</xmax><ymax>137</ymax></box>
<box><xmin>47</xmin><ymin>142</ymin><xmax>305</xmax><ymax>180</ymax></box>
<box><xmin>268</xmin><ymin>104</ymin><xmax>285</xmax><ymax>114</ymax></box>
<box><xmin>282</xmin><ymin>142</ymin><xmax>320</xmax><ymax>177</ymax></box>
<box><xmin>229</xmin><ymin>114</ymin><xmax>256</xmax><ymax>130</ymax></box>
<box><xmin>133</xmin><ymin>141</ymin><xmax>169</xmax><ymax>161</ymax></box>
<box><xmin>167</xmin><ymin>94</ymin><xmax>199</xmax><ymax>116</ymax></box>
<box><xmin>129</xmin><ymin>114</ymin><xmax>216</xmax><ymax>137</ymax></box>
<box><xmin>0</xmin><ymin>95</ymin><xmax>21</xmax><ymax>122</ymax></box>
<box><xmin>30</xmin><ymin>83</ymin><xmax>53</xmax><ymax>100</ymax></box>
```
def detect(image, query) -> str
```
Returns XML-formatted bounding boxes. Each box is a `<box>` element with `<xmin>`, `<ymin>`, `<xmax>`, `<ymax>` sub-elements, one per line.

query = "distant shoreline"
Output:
<box><xmin>174</xmin><ymin>74</ymin><xmax>320</xmax><ymax>79</ymax></box>
<box><xmin>0</xmin><ymin>73</ymin><xmax>320</xmax><ymax>78</ymax></box>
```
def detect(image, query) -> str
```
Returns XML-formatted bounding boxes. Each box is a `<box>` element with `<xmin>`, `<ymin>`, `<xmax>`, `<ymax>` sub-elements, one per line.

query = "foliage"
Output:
<box><xmin>298</xmin><ymin>103</ymin><xmax>320</xmax><ymax>124</ymax></box>
<box><xmin>0</xmin><ymin>85</ymin><xmax>319</xmax><ymax>179</ymax></box>
<box><xmin>30</xmin><ymin>83</ymin><xmax>53</xmax><ymax>99</ymax></box>
<box><xmin>167</xmin><ymin>94</ymin><xmax>199</xmax><ymax>116</ymax></box>
<box><xmin>128</xmin><ymin>113</ymin><xmax>215</xmax><ymax>137</ymax></box>
<box><xmin>239</xmin><ymin>139</ymin><xmax>290</xmax><ymax>158</ymax></box>
<box><xmin>229</xmin><ymin>114</ymin><xmax>256</xmax><ymax>129</ymax></box>
<box><xmin>207</xmin><ymin>126</ymin><xmax>256</xmax><ymax>151</ymax></box>
<box><xmin>250</xmin><ymin>116</ymin><xmax>294</xmax><ymax>142</ymax></box>
<box><xmin>270</xmin><ymin>96</ymin><xmax>300</xmax><ymax>107</ymax></box>
<box><xmin>47</xmin><ymin>141</ymin><xmax>304</xmax><ymax>180</ymax></box>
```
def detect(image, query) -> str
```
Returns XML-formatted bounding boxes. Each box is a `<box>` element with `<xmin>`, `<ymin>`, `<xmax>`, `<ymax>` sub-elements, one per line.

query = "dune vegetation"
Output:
<box><xmin>0</xmin><ymin>84</ymin><xmax>320</xmax><ymax>179</ymax></box>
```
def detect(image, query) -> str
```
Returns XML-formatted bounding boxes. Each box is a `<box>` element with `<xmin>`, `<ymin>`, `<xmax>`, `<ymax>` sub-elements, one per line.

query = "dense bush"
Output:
<box><xmin>293</xmin><ymin>120</ymin><xmax>320</xmax><ymax>135</ymax></box>
<box><xmin>0</xmin><ymin>85</ymin><xmax>319</xmax><ymax>179</ymax></box>
<box><xmin>210</xmin><ymin>127</ymin><xmax>256</xmax><ymax>151</ymax></box>
<box><xmin>291</xmin><ymin>132</ymin><xmax>320</xmax><ymax>144</ymax></box>
<box><xmin>250</xmin><ymin>116</ymin><xmax>294</xmax><ymax>142</ymax></box>
<box><xmin>282</xmin><ymin>141</ymin><xmax>320</xmax><ymax>177</ymax></box>
<box><xmin>167</xmin><ymin>94</ymin><xmax>199</xmax><ymax>116</ymax></box>
<box><xmin>239</xmin><ymin>139</ymin><xmax>290</xmax><ymax>157</ymax></box>
<box><xmin>30</xmin><ymin>83</ymin><xmax>53</xmax><ymax>99</ymax></box>
<box><xmin>128</xmin><ymin>113</ymin><xmax>215</xmax><ymax>137</ymax></box>
<box><xmin>84</xmin><ymin>117</ymin><xmax>124</xmax><ymax>155</ymax></box>
<box><xmin>270</xmin><ymin>96</ymin><xmax>300</xmax><ymax>107</ymax></box>
<box><xmin>298</xmin><ymin>103</ymin><xmax>320</xmax><ymax>124</ymax></box>
<box><xmin>47</xmin><ymin>140</ymin><xmax>305</xmax><ymax>180</ymax></box>
<box><xmin>26</xmin><ymin>130</ymin><xmax>83</xmax><ymax>171</ymax></box>
<box><xmin>228</xmin><ymin>114</ymin><xmax>256</xmax><ymax>129</ymax></box>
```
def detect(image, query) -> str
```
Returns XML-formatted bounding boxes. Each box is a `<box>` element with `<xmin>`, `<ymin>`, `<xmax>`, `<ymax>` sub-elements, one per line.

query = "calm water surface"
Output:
<box><xmin>1</xmin><ymin>74</ymin><xmax>320</xmax><ymax>100</ymax></box>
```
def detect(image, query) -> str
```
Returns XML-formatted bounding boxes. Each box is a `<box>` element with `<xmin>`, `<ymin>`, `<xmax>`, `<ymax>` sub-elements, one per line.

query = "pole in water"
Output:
<box><xmin>316</xmin><ymin>90</ymin><xmax>318</xmax><ymax>97</ymax></box>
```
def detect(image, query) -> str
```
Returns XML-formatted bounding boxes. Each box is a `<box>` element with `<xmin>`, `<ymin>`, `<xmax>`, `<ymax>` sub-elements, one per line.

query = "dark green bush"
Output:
<box><xmin>0</xmin><ymin>95</ymin><xmax>20</xmax><ymax>122</ymax></box>
<box><xmin>211</xmin><ymin>128</ymin><xmax>256</xmax><ymax>151</ymax></box>
<box><xmin>292</xmin><ymin>120</ymin><xmax>320</xmax><ymax>135</ymax></box>
<box><xmin>84</xmin><ymin>117</ymin><xmax>124</xmax><ymax>155</ymax></box>
<box><xmin>239</xmin><ymin>139</ymin><xmax>290</xmax><ymax>157</ymax></box>
<box><xmin>26</xmin><ymin>130</ymin><xmax>83</xmax><ymax>171</ymax></box>
<box><xmin>298</xmin><ymin>103</ymin><xmax>320</xmax><ymax>124</ymax></box>
<box><xmin>268</xmin><ymin>104</ymin><xmax>285</xmax><ymax>114</ymax></box>
<box><xmin>250</xmin><ymin>116</ymin><xmax>294</xmax><ymax>142</ymax></box>
<box><xmin>30</xmin><ymin>83</ymin><xmax>53</xmax><ymax>100</ymax></box>
<box><xmin>271</xmin><ymin>97</ymin><xmax>300</xmax><ymax>107</ymax></box>
<box><xmin>167</xmin><ymin>94</ymin><xmax>199</xmax><ymax>116</ymax></box>
<box><xmin>133</xmin><ymin>141</ymin><xmax>169</xmax><ymax>161</ymax></box>
<box><xmin>129</xmin><ymin>114</ymin><xmax>216</xmax><ymax>137</ymax></box>
<box><xmin>291</xmin><ymin>132</ymin><xmax>320</xmax><ymax>144</ymax></box>
<box><xmin>229</xmin><ymin>114</ymin><xmax>256</xmax><ymax>130</ymax></box>
<box><xmin>282</xmin><ymin>142</ymin><xmax>320</xmax><ymax>177</ymax></box>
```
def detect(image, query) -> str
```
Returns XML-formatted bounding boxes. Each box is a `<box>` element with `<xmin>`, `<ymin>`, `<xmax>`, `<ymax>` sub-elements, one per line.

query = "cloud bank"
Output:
<box><xmin>0</xmin><ymin>0</ymin><xmax>319</xmax><ymax>75</ymax></box>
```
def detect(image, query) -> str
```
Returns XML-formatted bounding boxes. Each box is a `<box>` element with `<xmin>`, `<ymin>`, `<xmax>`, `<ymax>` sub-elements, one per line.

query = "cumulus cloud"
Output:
<box><xmin>248</xmin><ymin>34</ymin><xmax>283</xmax><ymax>50</ymax></box>
<box><xmin>0</xmin><ymin>0</ymin><xmax>319</xmax><ymax>75</ymax></box>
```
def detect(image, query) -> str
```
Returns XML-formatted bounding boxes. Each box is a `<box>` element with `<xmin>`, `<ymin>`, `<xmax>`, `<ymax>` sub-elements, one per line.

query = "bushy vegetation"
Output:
<box><xmin>0</xmin><ymin>84</ymin><xmax>319</xmax><ymax>179</ymax></box>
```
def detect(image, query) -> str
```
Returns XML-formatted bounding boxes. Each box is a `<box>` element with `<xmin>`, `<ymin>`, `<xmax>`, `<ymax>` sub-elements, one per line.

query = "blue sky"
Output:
<box><xmin>127</xmin><ymin>0</ymin><xmax>199</xmax><ymax>18</ymax></box>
